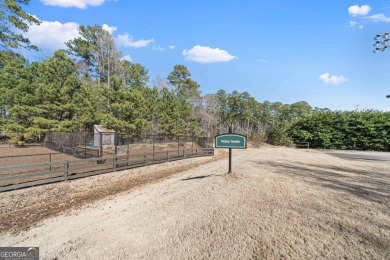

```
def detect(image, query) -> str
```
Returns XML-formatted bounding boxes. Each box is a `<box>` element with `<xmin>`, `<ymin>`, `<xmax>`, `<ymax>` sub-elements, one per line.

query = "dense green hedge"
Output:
<box><xmin>289</xmin><ymin>110</ymin><xmax>390</xmax><ymax>151</ymax></box>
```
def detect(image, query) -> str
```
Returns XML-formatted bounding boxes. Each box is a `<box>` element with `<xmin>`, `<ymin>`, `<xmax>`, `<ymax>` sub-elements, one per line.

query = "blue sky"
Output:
<box><xmin>22</xmin><ymin>0</ymin><xmax>390</xmax><ymax>111</ymax></box>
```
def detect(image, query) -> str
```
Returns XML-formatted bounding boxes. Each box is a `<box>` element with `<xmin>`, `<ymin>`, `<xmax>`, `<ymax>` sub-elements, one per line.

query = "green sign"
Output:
<box><xmin>215</xmin><ymin>134</ymin><xmax>247</xmax><ymax>149</ymax></box>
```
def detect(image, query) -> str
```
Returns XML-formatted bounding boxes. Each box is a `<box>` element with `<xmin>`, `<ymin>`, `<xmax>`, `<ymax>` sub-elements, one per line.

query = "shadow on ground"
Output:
<box><xmin>254</xmin><ymin>159</ymin><xmax>390</xmax><ymax>255</ymax></box>
<box><xmin>261</xmin><ymin>161</ymin><xmax>390</xmax><ymax>205</ymax></box>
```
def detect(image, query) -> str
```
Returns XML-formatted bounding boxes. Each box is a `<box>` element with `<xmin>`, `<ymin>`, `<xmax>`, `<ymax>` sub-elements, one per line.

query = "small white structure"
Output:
<box><xmin>93</xmin><ymin>125</ymin><xmax>116</xmax><ymax>146</ymax></box>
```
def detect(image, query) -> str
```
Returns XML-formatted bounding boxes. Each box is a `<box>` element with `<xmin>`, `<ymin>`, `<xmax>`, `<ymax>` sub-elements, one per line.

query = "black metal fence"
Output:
<box><xmin>43</xmin><ymin>132</ymin><xmax>97</xmax><ymax>159</ymax></box>
<box><xmin>43</xmin><ymin>132</ymin><xmax>213</xmax><ymax>159</ymax></box>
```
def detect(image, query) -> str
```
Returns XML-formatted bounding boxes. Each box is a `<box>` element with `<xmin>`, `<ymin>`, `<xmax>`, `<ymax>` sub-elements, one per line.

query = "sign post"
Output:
<box><xmin>229</xmin><ymin>126</ymin><xmax>232</xmax><ymax>173</ymax></box>
<box><xmin>215</xmin><ymin>127</ymin><xmax>247</xmax><ymax>174</ymax></box>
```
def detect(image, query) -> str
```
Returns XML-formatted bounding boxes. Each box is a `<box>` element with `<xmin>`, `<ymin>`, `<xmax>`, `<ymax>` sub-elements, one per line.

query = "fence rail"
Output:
<box><xmin>0</xmin><ymin>143</ymin><xmax>44</xmax><ymax>148</ymax></box>
<box><xmin>0</xmin><ymin>152</ymin><xmax>60</xmax><ymax>159</ymax></box>
<box><xmin>295</xmin><ymin>142</ymin><xmax>310</xmax><ymax>149</ymax></box>
<box><xmin>0</xmin><ymin>152</ymin><xmax>69</xmax><ymax>169</ymax></box>
<box><xmin>0</xmin><ymin>148</ymin><xmax>214</xmax><ymax>192</ymax></box>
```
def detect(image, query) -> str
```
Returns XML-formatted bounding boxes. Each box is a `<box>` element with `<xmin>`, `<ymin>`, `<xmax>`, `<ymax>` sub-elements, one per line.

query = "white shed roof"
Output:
<box><xmin>94</xmin><ymin>125</ymin><xmax>116</xmax><ymax>133</ymax></box>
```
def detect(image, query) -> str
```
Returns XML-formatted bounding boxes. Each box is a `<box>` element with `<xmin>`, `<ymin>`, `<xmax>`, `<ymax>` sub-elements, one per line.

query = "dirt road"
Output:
<box><xmin>1</xmin><ymin>147</ymin><xmax>389</xmax><ymax>259</ymax></box>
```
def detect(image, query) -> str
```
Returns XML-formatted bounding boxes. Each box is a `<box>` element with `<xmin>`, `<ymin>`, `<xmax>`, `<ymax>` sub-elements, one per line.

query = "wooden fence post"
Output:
<box><xmin>113</xmin><ymin>155</ymin><xmax>117</xmax><ymax>171</ymax></box>
<box><xmin>99</xmin><ymin>133</ymin><xmax>103</xmax><ymax>157</ymax></box>
<box><xmin>64</xmin><ymin>161</ymin><xmax>68</xmax><ymax>181</ymax></box>
<box><xmin>152</xmin><ymin>135</ymin><xmax>155</xmax><ymax>159</ymax></box>
<box><xmin>114</xmin><ymin>133</ymin><xmax>118</xmax><ymax>156</ymax></box>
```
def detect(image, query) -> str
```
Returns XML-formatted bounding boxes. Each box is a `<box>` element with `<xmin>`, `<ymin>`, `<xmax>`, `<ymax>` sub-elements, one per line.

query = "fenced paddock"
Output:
<box><xmin>0</xmin><ymin>132</ymin><xmax>214</xmax><ymax>192</ymax></box>
<box><xmin>0</xmin><ymin>148</ymin><xmax>214</xmax><ymax>192</ymax></box>
<box><xmin>0</xmin><ymin>152</ymin><xmax>75</xmax><ymax>168</ymax></box>
<box><xmin>0</xmin><ymin>147</ymin><xmax>79</xmax><ymax>170</ymax></box>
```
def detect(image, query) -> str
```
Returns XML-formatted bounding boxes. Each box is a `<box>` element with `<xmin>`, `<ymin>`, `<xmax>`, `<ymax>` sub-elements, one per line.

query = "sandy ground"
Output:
<box><xmin>1</xmin><ymin>147</ymin><xmax>389</xmax><ymax>259</ymax></box>
<box><xmin>0</xmin><ymin>147</ymin><xmax>76</xmax><ymax>168</ymax></box>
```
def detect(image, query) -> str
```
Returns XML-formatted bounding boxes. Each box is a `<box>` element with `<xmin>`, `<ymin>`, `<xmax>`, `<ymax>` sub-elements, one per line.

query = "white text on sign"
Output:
<box><xmin>221</xmin><ymin>140</ymin><xmax>241</xmax><ymax>143</ymax></box>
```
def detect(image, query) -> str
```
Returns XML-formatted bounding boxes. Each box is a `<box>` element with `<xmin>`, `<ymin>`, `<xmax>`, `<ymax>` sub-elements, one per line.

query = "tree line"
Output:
<box><xmin>289</xmin><ymin>109</ymin><xmax>390</xmax><ymax>151</ymax></box>
<box><xmin>0</xmin><ymin>38</ymin><xmax>313</xmax><ymax>144</ymax></box>
<box><xmin>1</xmin><ymin>0</ymin><xmax>390</xmax><ymax>151</ymax></box>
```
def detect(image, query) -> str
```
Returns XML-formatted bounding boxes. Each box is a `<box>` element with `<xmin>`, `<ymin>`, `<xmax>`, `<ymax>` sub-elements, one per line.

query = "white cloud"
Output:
<box><xmin>182</xmin><ymin>45</ymin><xmax>237</xmax><ymax>63</ymax></box>
<box><xmin>365</xmin><ymin>13</ymin><xmax>390</xmax><ymax>22</ymax></box>
<box><xmin>349</xmin><ymin>21</ymin><xmax>358</xmax><ymax>27</ymax></box>
<box><xmin>25</xmin><ymin>20</ymin><xmax>80</xmax><ymax>50</ymax></box>
<box><xmin>121</xmin><ymin>55</ymin><xmax>132</xmax><ymax>62</ymax></box>
<box><xmin>152</xmin><ymin>45</ymin><xmax>164</xmax><ymax>51</ymax></box>
<box><xmin>102</xmin><ymin>24</ymin><xmax>117</xmax><ymax>34</ymax></box>
<box><xmin>25</xmin><ymin>20</ymin><xmax>154</xmax><ymax>52</ymax></box>
<box><xmin>349</xmin><ymin>21</ymin><xmax>364</xmax><ymax>29</ymax></box>
<box><xmin>256</xmin><ymin>58</ymin><xmax>268</xmax><ymax>63</ymax></box>
<box><xmin>116</xmin><ymin>33</ymin><xmax>154</xmax><ymax>48</ymax></box>
<box><xmin>348</xmin><ymin>5</ymin><xmax>371</xmax><ymax>16</ymax></box>
<box><xmin>319</xmin><ymin>73</ymin><xmax>348</xmax><ymax>85</ymax></box>
<box><xmin>169</xmin><ymin>45</ymin><xmax>175</xmax><ymax>50</ymax></box>
<box><xmin>40</xmin><ymin>0</ymin><xmax>105</xmax><ymax>9</ymax></box>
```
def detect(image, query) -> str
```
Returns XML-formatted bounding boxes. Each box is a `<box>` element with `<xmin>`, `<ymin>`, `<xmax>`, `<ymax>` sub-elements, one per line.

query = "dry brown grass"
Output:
<box><xmin>1</xmin><ymin>148</ymin><xmax>389</xmax><ymax>259</ymax></box>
